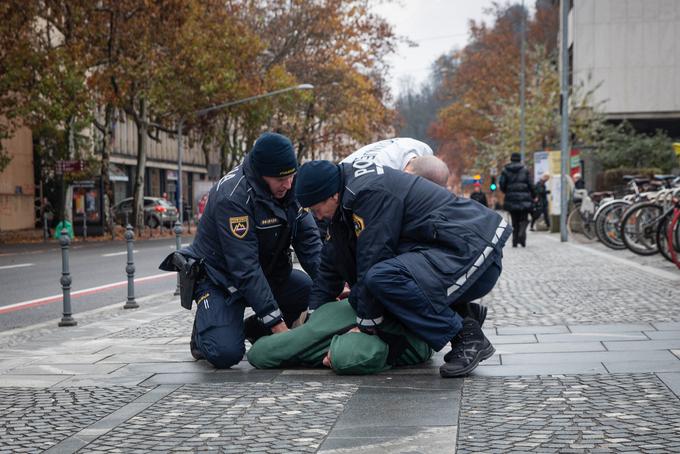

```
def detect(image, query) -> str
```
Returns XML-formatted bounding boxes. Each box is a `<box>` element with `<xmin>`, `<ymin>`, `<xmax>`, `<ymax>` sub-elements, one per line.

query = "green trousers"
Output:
<box><xmin>246</xmin><ymin>300</ymin><xmax>433</xmax><ymax>375</ymax></box>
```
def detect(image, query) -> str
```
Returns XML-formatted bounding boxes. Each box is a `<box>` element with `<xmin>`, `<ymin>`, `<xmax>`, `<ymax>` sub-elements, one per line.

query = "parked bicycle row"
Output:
<box><xmin>567</xmin><ymin>174</ymin><xmax>680</xmax><ymax>269</ymax></box>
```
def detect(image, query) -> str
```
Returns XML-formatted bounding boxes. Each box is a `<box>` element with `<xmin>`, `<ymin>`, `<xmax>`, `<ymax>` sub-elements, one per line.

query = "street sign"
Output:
<box><xmin>490</xmin><ymin>168</ymin><xmax>497</xmax><ymax>176</ymax></box>
<box><xmin>72</xmin><ymin>180</ymin><xmax>95</xmax><ymax>188</ymax></box>
<box><xmin>56</xmin><ymin>160</ymin><xmax>85</xmax><ymax>174</ymax></box>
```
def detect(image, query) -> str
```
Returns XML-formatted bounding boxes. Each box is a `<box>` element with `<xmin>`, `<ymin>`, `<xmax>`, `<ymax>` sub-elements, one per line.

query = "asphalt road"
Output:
<box><xmin>0</xmin><ymin>235</ymin><xmax>194</xmax><ymax>331</ymax></box>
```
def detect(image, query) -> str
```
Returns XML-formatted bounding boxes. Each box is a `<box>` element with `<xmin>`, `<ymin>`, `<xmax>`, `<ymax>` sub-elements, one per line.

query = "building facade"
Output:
<box><xmin>0</xmin><ymin>124</ymin><xmax>35</xmax><ymax>231</ymax></box>
<box><xmin>568</xmin><ymin>0</ymin><xmax>680</xmax><ymax>135</ymax></box>
<box><xmin>107</xmin><ymin>115</ymin><xmax>220</xmax><ymax>218</ymax></box>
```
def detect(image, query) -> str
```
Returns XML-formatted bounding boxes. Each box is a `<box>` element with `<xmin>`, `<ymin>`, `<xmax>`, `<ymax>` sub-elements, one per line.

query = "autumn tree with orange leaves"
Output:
<box><xmin>427</xmin><ymin>1</ymin><xmax>559</xmax><ymax>186</ymax></box>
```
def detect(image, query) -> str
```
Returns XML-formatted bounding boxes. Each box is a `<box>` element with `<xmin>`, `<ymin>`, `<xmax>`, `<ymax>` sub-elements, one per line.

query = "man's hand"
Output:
<box><xmin>322</xmin><ymin>351</ymin><xmax>332</xmax><ymax>368</ymax></box>
<box><xmin>270</xmin><ymin>321</ymin><xmax>289</xmax><ymax>334</ymax></box>
<box><xmin>337</xmin><ymin>283</ymin><xmax>351</xmax><ymax>300</ymax></box>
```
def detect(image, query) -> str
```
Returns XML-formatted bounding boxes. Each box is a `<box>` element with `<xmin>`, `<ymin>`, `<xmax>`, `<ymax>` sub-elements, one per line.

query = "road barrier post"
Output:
<box><xmin>123</xmin><ymin>224</ymin><xmax>139</xmax><ymax>309</ymax></box>
<box><xmin>58</xmin><ymin>228</ymin><xmax>77</xmax><ymax>327</ymax></box>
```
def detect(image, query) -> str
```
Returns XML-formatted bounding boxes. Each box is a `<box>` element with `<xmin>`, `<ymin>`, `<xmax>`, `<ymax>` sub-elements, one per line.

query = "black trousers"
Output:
<box><xmin>530</xmin><ymin>205</ymin><xmax>550</xmax><ymax>229</ymax></box>
<box><xmin>510</xmin><ymin>210</ymin><xmax>529</xmax><ymax>246</ymax></box>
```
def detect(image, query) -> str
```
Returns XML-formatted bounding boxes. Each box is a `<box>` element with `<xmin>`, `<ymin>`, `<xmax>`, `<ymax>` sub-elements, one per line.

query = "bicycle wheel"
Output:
<box><xmin>582</xmin><ymin>215</ymin><xmax>597</xmax><ymax>240</ymax></box>
<box><xmin>595</xmin><ymin>201</ymin><xmax>630</xmax><ymax>250</ymax></box>
<box><xmin>568</xmin><ymin>207</ymin><xmax>596</xmax><ymax>242</ymax></box>
<box><xmin>567</xmin><ymin>207</ymin><xmax>583</xmax><ymax>234</ymax></box>
<box><xmin>620</xmin><ymin>202</ymin><xmax>663</xmax><ymax>255</ymax></box>
<box><xmin>656</xmin><ymin>211</ymin><xmax>677</xmax><ymax>263</ymax></box>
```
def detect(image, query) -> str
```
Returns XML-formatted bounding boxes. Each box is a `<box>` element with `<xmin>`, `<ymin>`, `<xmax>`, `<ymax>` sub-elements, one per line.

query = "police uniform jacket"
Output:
<box><xmin>310</xmin><ymin>161</ymin><xmax>511</xmax><ymax>329</ymax></box>
<box><xmin>183</xmin><ymin>153</ymin><xmax>321</xmax><ymax>327</ymax></box>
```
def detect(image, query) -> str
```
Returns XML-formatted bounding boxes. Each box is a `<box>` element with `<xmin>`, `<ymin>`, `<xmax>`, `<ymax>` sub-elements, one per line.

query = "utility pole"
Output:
<box><xmin>520</xmin><ymin>0</ymin><xmax>526</xmax><ymax>163</ymax></box>
<box><xmin>560</xmin><ymin>0</ymin><xmax>570</xmax><ymax>242</ymax></box>
<box><xmin>177</xmin><ymin>119</ymin><xmax>184</xmax><ymax>224</ymax></box>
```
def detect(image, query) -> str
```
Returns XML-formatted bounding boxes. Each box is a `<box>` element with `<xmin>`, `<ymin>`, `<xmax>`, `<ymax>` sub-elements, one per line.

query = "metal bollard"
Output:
<box><xmin>82</xmin><ymin>213</ymin><xmax>87</xmax><ymax>241</ymax></box>
<box><xmin>58</xmin><ymin>228</ymin><xmax>77</xmax><ymax>327</ymax></box>
<box><xmin>43</xmin><ymin>215</ymin><xmax>49</xmax><ymax>241</ymax></box>
<box><xmin>123</xmin><ymin>224</ymin><xmax>139</xmax><ymax>309</ymax></box>
<box><xmin>174</xmin><ymin>220</ymin><xmax>183</xmax><ymax>296</ymax></box>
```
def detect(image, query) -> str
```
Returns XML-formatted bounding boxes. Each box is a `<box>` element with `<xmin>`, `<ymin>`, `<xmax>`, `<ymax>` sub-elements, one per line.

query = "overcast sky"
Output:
<box><xmin>372</xmin><ymin>0</ymin><xmax>502</xmax><ymax>97</ymax></box>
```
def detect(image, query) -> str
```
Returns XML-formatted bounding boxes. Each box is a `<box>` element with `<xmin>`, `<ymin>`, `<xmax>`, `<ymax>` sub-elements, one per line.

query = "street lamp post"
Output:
<box><xmin>175</xmin><ymin>83</ymin><xmax>313</xmax><ymax>223</ymax></box>
<box><xmin>519</xmin><ymin>0</ymin><xmax>526</xmax><ymax>163</ymax></box>
<box><xmin>559</xmin><ymin>0</ymin><xmax>570</xmax><ymax>242</ymax></box>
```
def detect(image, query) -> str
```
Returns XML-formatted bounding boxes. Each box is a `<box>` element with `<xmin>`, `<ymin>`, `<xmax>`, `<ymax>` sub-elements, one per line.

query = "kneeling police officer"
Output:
<box><xmin>294</xmin><ymin>158</ymin><xmax>511</xmax><ymax>377</ymax></box>
<box><xmin>161</xmin><ymin>132</ymin><xmax>321</xmax><ymax>368</ymax></box>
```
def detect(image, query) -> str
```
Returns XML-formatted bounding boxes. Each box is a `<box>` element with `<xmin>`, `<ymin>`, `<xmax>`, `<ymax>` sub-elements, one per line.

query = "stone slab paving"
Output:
<box><xmin>0</xmin><ymin>231</ymin><xmax>678</xmax><ymax>452</ymax></box>
<box><xmin>457</xmin><ymin>374</ymin><xmax>680</xmax><ymax>454</ymax></box>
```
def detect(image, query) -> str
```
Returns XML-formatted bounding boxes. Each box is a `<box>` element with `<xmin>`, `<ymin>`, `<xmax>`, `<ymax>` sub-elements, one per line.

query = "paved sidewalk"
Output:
<box><xmin>1</xmin><ymin>231</ymin><xmax>680</xmax><ymax>453</ymax></box>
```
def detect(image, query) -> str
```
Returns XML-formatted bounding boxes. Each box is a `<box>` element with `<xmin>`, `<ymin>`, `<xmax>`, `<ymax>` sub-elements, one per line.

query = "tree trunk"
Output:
<box><xmin>132</xmin><ymin>99</ymin><xmax>148</xmax><ymax>234</ymax></box>
<box><xmin>100</xmin><ymin>104</ymin><xmax>115</xmax><ymax>236</ymax></box>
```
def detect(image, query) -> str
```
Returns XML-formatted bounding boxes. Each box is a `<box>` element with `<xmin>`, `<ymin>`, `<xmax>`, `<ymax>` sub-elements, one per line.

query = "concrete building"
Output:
<box><xmin>0</xmin><ymin>124</ymin><xmax>35</xmax><ymax>231</ymax></box>
<box><xmin>568</xmin><ymin>0</ymin><xmax>680</xmax><ymax>136</ymax></box>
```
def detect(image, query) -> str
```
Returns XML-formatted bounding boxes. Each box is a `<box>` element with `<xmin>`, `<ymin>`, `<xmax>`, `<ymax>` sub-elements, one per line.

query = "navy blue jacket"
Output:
<box><xmin>311</xmin><ymin>162</ymin><xmax>511</xmax><ymax>328</ymax></box>
<box><xmin>183</xmin><ymin>154</ymin><xmax>321</xmax><ymax>327</ymax></box>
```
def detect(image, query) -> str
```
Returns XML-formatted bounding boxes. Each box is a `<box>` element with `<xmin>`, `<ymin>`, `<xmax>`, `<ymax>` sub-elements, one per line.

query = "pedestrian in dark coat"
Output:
<box><xmin>499</xmin><ymin>152</ymin><xmax>535</xmax><ymax>247</ymax></box>
<box><xmin>469</xmin><ymin>182</ymin><xmax>488</xmax><ymax>207</ymax></box>
<box><xmin>531</xmin><ymin>172</ymin><xmax>551</xmax><ymax>231</ymax></box>
<box><xmin>294</xmin><ymin>159</ymin><xmax>511</xmax><ymax>378</ymax></box>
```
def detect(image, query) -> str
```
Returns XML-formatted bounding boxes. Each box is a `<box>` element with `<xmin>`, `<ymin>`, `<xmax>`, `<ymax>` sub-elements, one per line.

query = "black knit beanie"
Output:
<box><xmin>295</xmin><ymin>161</ymin><xmax>341</xmax><ymax>207</ymax></box>
<box><xmin>250</xmin><ymin>132</ymin><xmax>298</xmax><ymax>177</ymax></box>
<box><xmin>510</xmin><ymin>152</ymin><xmax>521</xmax><ymax>162</ymax></box>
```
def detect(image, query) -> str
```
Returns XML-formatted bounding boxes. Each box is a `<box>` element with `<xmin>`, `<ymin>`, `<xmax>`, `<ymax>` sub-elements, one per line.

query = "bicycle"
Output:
<box><xmin>656</xmin><ymin>189</ymin><xmax>680</xmax><ymax>268</ymax></box>
<box><xmin>567</xmin><ymin>189</ymin><xmax>612</xmax><ymax>242</ymax></box>
<box><xmin>593</xmin><ymin>176</ymin><xmax>647</xmax><ymax>250</ymax></box>
<box><xmin>620</xmin><ymin>176</ymin><xmax>680</xmax><ymax>255</ymax></box>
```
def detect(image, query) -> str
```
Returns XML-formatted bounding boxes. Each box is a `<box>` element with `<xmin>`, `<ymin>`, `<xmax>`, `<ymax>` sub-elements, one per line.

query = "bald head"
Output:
<box><xmin>404</xmin><ymin>155</ymin><xmax>450</xmax><ymax>187</ymax></box>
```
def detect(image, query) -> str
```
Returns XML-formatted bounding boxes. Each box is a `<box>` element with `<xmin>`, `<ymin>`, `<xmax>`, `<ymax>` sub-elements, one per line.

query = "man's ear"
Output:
<box><xmin>331</xmin><ymin>193</ymin><xmax>340</xmax><ymax>202</ymax></box>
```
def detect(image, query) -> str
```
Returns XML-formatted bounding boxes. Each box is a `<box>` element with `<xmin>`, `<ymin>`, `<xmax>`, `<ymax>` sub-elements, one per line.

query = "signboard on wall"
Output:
<box><xmin>535</xmin><ymin>149</ymin><xmax>582</xmax><ymax>216</ymax></box>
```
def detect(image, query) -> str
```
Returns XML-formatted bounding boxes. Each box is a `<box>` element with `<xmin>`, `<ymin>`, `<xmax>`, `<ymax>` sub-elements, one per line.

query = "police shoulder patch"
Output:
<box><xmin>352</xmin><ymin>213</ymin><xmax>365</xmax><ymax>237</ymax></box>
<box><xmin>229</xmin><ymin>215</ymin><xmax>249</xmax><ymax>239</ymax></box>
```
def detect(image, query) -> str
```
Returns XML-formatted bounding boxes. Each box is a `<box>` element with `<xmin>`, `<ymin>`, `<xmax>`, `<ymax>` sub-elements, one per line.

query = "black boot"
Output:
<box><xmin>454</xmin><ymin>302</ymin><xmax>487</xmax><ymax>327</ymax></box>
<box><xmin>190</xmin><ymin>319</ymin><xmax>205</xmax><ymax>360</ymax></box>
<box><xmin>440</xmin><ymin>318</ymin><xmax>495</xmax><ymax>378</ymax></box>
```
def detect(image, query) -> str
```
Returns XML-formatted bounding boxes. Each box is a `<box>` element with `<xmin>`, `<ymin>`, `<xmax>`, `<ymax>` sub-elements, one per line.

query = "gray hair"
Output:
<box><xmin>405</xmin><ymin>155</ymin><xmax>450</xmax><ymax>187</ymax></box>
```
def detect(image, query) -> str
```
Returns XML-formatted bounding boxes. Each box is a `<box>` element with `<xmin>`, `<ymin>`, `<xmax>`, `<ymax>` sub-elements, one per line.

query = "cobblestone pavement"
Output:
<box><xmin>457</xmin><ymin>373</ymin><xmax>680</xmax><ymax>453</ymax></box>
<box><xmin>82</xmin><ymin>382</ymin><xmax>356</xmax><ymax>453</ymax></box>
<box><xmin>0</xmin><ymin>293</ymin><xmax>175</xmax><ymax>350</ymax></box>
<box><xmin>1</xmin><ymin>230</ymin><xmax>680</xmax><ymax>453</ymax></box>
<box><xmin>0</xmin><ymin>386</ymin><xmax>149</xmax><ymax>453</ymax></box>
<box><xmin>109</xmin><ymin>311</ymin><xmax>194</xmax><ymax>339</ymax></box>
<box><xmin>484</xmin><ymin>233</ymin><xmax>680</xmax><ymax>328</ymax></box>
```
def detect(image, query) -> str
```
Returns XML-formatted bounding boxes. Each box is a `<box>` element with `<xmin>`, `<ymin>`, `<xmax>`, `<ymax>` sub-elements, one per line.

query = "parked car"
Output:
<box><xmin>112</xmin><ymin>197</ymin><xmax>178</xmax><ymax>228</ymax></box>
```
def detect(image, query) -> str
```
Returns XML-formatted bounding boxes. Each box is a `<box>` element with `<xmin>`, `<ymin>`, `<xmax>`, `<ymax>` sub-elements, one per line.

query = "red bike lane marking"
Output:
<box><xmin>0</xmin><ymin>272</ymin><xmax>175</xmax><ymax>315</ymax></box>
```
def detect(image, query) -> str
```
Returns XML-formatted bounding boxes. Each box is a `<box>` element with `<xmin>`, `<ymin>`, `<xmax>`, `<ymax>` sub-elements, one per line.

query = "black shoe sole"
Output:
<box><xmin>439</xmin><ymin>343</ymin><xmax>495</xmax><ymax>378</ymax></box>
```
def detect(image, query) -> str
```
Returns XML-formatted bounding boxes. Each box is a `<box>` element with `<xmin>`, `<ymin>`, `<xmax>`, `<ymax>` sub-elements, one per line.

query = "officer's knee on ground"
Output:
<box><xmin>200</xmin><ymin>330</ymin><xmax>245</xmax><ymax>369</ymax></box>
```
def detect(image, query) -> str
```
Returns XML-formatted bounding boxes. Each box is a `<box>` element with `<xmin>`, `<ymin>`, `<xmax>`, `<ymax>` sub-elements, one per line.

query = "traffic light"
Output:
<box><xmin>489</xmin><ymin>176</ymin><xmax>497</xmax><ymax>192</ymax></box>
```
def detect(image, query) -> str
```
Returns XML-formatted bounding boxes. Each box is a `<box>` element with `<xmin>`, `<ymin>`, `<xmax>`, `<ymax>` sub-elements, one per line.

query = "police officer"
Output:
<box><xmin>180</xmin><ymin>132</ymin><xmax>321</xmax><ymax>368</ymax></box>
<box><xmin>294</xmin><ymin>159</ymin><xmax>511</xmax><ymax>378</ymax></box>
